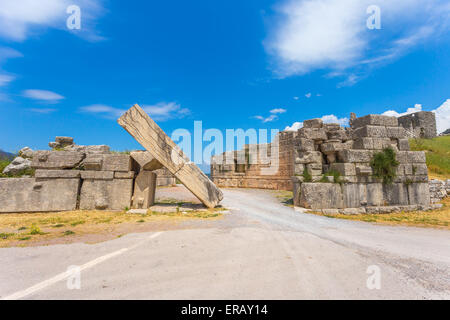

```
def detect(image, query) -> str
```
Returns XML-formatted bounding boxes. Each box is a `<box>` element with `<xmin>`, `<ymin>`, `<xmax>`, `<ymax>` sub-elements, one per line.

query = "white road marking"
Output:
<box><xmin>2</xmin><ymin>232</ymin><xmax>163</xmax><ymax>300</ymax></box>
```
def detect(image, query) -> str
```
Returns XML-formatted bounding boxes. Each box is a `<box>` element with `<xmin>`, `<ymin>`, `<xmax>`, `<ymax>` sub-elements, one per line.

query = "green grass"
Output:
<box><xmin>370</xmin><ymin>147</ymin><xmax>399</xmax><ymax>184</ymax></box>
<box><xmin>410</xmin><ymin>136</ymin><xmax>450</xmax><ymax>179</ymax></box>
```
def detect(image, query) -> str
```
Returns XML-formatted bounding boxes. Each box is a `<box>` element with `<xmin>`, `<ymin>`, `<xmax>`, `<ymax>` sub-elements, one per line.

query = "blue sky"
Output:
<box><xmin>1</xmin><ymin>0</ymin><xmax>450</xmax><ymax>158</ymax></box>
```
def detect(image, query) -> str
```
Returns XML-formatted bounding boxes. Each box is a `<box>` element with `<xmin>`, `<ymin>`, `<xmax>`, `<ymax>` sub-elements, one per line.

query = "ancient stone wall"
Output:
<box><xmin>0</xmin><ymin>137</ymin><xmax>176</xmax><ymax>213</ymax></box>
<box><xmin>397</xmin><ymin>111</ymin><xmax>437</xmax><ymax>139</ymax></box>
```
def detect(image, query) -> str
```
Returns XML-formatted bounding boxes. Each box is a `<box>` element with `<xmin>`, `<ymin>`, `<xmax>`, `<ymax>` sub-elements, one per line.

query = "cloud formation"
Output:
<box><xmin>255</xmin><ymin>108</ymin><xmax>287</xmax><ymax>123</ymax></box>
<box><xmin>23</xmin><ymin>89</ymin><xmax>65</xmax><ymax>102</ymax></box>
<box><xmin>80</xmin><ymin>102</ymin><xmax>191</xmax><ymax>121</ymax></box>
<box><xmin>284</xmin><ymin>114</ymin><xmax>349</xmax><ymax>131</ymax></box>
<box><xmin>266</xmin><ymin>0</ymin><xmax>450</xmax><ymax>81</ymax></box>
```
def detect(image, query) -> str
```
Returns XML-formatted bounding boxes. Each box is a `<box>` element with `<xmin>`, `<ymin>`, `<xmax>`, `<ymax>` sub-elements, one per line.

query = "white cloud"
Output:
<box><xmin>142</xmin><ymin>102</ymin><xmax>190</xmax><ymax>121</ymax></box>
<box><xmin>270</xmin><ymin>108</ymin><xmax>287</xmax><ymax>114</ymax></box>
<box><xmin>305</xmin><ymin>93</ymin><xmax>312</xmax><ymax>98</ymax></box>
<box><xmin>284</xmin><ymin>114</ymin><xmax>348</xmax><ymax>131</ymax></box>
<box><xmin>80</xmin><ymin>102</ymin><xmax>190</xmax><ymax>121</ymax></box>
<box><xmin>29</xmin><ymin>108</ymin><xmax>57</xmax><ymax>114</ymax></box>
<box><xmin>381</xmin><ymin>100</ymin><xmax>450</xmax><ymax>133</ymax></box>
<box><xmin>0</xmin><ymin>0</ymin><xmax>105</xmax><ymax>42</ymax></box>
<box><xmin>266</xmin><ymin>0</ymin><xmax>450</xmax><ymax>79</ymax></box>
<box><xmin>23</xmin><ymin>89</ymin><xmax>65</xmax><ymax>102</ymax></box>
<box><xmin>255</xmin><ymin>114</ymin><xmax>279</xmax><ymax>123</ymax></box>
<box><xmin>293</xmin><ymin>96</ymin><xmax>299</xmax><ymax>100</ymax></box>
<box><xmin>0</xmin><ymin>74</ymin><xmax>14</xmax><ymax>86</ymax></box>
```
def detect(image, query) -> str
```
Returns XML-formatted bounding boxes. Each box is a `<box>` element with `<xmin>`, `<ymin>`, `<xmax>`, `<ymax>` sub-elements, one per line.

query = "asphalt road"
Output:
<box><xmin>0</xmin><ymin>188</ymin><xmax>449</xmax><ymax>299</ymax></box>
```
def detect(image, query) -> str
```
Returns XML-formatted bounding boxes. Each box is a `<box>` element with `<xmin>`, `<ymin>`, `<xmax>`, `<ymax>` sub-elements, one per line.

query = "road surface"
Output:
<box><xmin>0</xmin><ymin>188</ymin><xmax>449</xmax><ymax>299</ymax></box>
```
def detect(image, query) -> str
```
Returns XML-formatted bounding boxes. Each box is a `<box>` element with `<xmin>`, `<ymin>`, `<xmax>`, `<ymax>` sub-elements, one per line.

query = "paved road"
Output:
<box><xmin>0</xmin><ymin>188</ymin><xmax>449</xmax><ymax>299</ymax></box>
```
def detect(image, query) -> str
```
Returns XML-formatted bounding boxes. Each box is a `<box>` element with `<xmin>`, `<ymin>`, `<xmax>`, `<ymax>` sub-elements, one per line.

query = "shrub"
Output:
<box><xmin>370</xmin><ymin>147</ymin><xmax>399</xmax><ymax>184</ymax></box>
<box><xmin>30</xmin><ymin>224</ymin><xmax>45</xmax><ymax>235</ymax></box>
<box><xmin>302</xmin><ymin>167</ymin><xmax>312</xmax><ymax>182</ymax></box>
<box><xmin>321</xmin><ymin>170</ymin><xmax>342</xmax><ymax>184</ymax></box>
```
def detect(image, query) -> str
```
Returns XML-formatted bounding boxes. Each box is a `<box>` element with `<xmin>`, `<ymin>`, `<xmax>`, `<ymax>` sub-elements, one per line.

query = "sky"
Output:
<box><xmin>1</xmin><ymin>0</ymin><xmax>450</xmax><ymax>166</ymax></box>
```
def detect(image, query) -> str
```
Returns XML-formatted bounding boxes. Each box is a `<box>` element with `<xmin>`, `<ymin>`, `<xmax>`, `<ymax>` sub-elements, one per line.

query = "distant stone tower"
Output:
<box><xmin>398</xmin><ymin>111</ymin><xmax>437</xmax><ymax>139</ymax></box>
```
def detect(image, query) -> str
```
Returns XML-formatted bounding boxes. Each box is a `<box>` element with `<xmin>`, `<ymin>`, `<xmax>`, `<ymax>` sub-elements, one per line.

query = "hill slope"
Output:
<box><xmin>0</xmin><ymin>150</ymin><xmax>15</xmax><ymax>161</ymax></box>
<box><xmin>410</xmin><ymin>136</ymin><xmax>450</xmax><ymax>180</ymax></box>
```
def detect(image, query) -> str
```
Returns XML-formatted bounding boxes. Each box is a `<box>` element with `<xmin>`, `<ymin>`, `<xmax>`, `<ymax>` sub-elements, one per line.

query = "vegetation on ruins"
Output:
<box><xmin>410</xmin><ymin>136</ymin><xmax>450</xmax><ymax>179</ymax></box>
<box><xmin>320</xmin><ymin>170</ymin><xmax>342</xmax><ymax>184</ymax></box>
<box><xmin>370</xmin><ymin>147</ymin><xmax>400</xmax><ymax>184</ymax></box>
<box><xmin>302</xmin><ymin>167</ymin><xmax>312</xmax><ymax>182</ymax></box>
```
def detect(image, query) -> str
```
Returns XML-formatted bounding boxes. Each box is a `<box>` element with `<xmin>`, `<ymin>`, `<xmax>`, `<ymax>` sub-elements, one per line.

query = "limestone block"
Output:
<box><xmin>82</xmin><ymin>154</ymin><xmax>103</xmax><ymax>171</ymax></box>
<box><xmin>65</xmin><ymin>145</ymin><xmax>111</xmax><ymax>154</ymax></box>
<box><xmin>339</xmin><ymin>208</ymin><xmax>366</xmax><ymax>215</ymax></box>
<box><xmin>355</xmin><ymin>165</ymin><xmax>372</xmax><ymax>176</ymax></box>
<box><xmin>132</xmin><ymin>171</ymin><xmax>157</xmax><ymax>209</ymax></box>
<box><xmin>352</xmin><ymin>114</ymin><xmax>398</xmax><ymax>128</ymax></box>
<box><xmin>32</xmin><ymin>151</ymin><xmax>85</xmax><ymax>170</ymax></box>
<box><xmin>373</xmin><ymin>138</ymin><xmax>393</xmax><ymax>150</ymax></box>
<box><xmin>321</xmin><ymin>141</ymin><xmax>345</xmax><ymax>153</ymax></box>
<box><xmin>81</xmin><ymin>171</ymin><xmax>114</xmax><ymax>180</ymax></box>
<box><xmin>0</xmin><ymin>178</ymin><xmax>80</xmax><ymax>213</ymax></box>
<box><xmin>294</xmin><ymin>163</ymin><xmax>305</xmax><ymax>175</ymax></box>
<box><xmin>327</xmin><ymin>129</ymin><xmax>350</xmax><ymax>141</ymax></box>
<box><xmin>303</xmin><ymin>119</ymin><xmax>323</xmax><ymax>128</ymax></box>
<box><xmin>299</xmin><ymin>183</ymin><xmax>344</xmax><ymax>209</ymax></box>
<box><xmin>337</xmin><ymin>150</ymin><xmax>373</xmax><ymax>163</ymax></box>
<box><xmin>18</xmin><ymin>147</ymin><xmax>35</xmax><ymax>159</ymax></box>
<box><xmin>407</xmin><ymin>183</ymin><xmax>430</xmax><ymax>206</ymax></box>
<box><xmin>330</xmin><ymin>163</ymin><xmax>356</xmax><ymax>176</ymax></box>
<box><xmin>386</xmin><ymin>127</ymin><xmax>407</xmax><ymax>139</ymax></box>
<box><xmin>306</xmin><ymin>163</ymin><xmax>322</xmax><ymax>176</ymax></box>
<box><xmin>383</xmin><ymin>183</ymin><xmax>409</xmax><ymax>205</ymax></box>
<box><xmin>396</xmin><ymin>151</ymin><xmax>426</xmax><ymax>164</ymax></box>
<box><xmin>115</xmin><ymin>171</ymin><xmax>136</xmax><ymax>179</ymax></box>
<box><xmin>412</xmin><ymin>164</ymin><xmax>428</xmax><ymax>176</ymax></box>
<box><xmin>102</xmin><ymin>154</ymin><xmax>132</xmax><ymax>172</ymax></box>
<box><xmin>366</xmin><ymin>183</ymin><xmax>384</xmax><ymax>206</ymax></box>
<box><xmin>130</xmin><ymin>151</ymin><xmax>163</xmax><ymax>171</ymax></box>
<box><xmin>398</xmin><ymin>139</ymin><xmax>410</xmax><ymax>151</ymax></box>
<box><xmin>323</xmin><ymin>123</ymin><xmax>341</xmax><ymax>131</ymax></box>
<box><xmin>298</xmin><ymin>128</ymin><xmax>327</xmax><ymax>141</ymax></box>
<box><xmin>353</xmin><ymin>138</ymin><xmax>373</xmax><ymax>150</ymax></box>
<box><xmin>55</xmin><ymin>136</ymin><xmax>74</xmax><ymax>147</ymax></box>
<box><xmin>2</xmin><ymin>157</ymin><xmax>31</xmax><ymax>175</ymax></box>
<box><xmin>296</xmin><ymin>139</ymin><xmax>315</xmax><ymax>151</ymax></box>
<box><xmin>353</xmin><ymin>126</ymin><xmax>388</xmax><ymax>138</ymax></box>
<box><xmin>80</xmin><ymin>178</ymin><xmax>133</xmax><ymax>210</ymax></box>
<box><xmin>35</xmin><ymin>170</ymin><xmax>81</xmax><ymax>179</ymax></box>
<box><xmin>295</xmin><ymin>151</ymin><xmax>323</xmax><ymax>164</ymax></box>
<box><xmin>342</xmin><ymin>184</ymin><xmax>361</xmax><ymax>208</ymax></box>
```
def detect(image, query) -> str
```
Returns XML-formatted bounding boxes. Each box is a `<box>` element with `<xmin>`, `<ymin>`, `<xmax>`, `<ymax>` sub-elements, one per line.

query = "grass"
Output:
<box><xmin>273</xmin><ymin>190</ymin><xmax>294</xmax><ymax>207</ymax></box>
<box><xmin>0</xmin><ymin>204</ymin><xmax>226</xmax><ymax>247</ymax></box>
<box><xmin>370</xmin><ymin>147</ymin><xmax>399</xmax><ymax>184</ymax></box>
<box><xmin>306</xmin><ymin>197</ymin><xmax>450</xmax><ymax>229</ymax></box>
<box><xmin>410</xmin><ymin>136</ymin><xmax>450</xmax><ymax>179</ymax></box>
<box><xmin>0</xmin><ymin>158</ymin><xmax>35</xmax><ymax>178</ymax></box>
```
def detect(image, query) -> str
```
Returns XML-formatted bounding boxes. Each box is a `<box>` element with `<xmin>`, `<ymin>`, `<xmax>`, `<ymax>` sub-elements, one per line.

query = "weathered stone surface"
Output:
<box><xmin>82</xmin><ymin>154</ymin><xmax>103</xmax><ymax>171</ymax></box>
<box><xmin>102</xmin><ymin>154</ymin><xmax>132</xmax><ymax>172</ymax></box>
<box><xmin>32</xmin><ymin>151</ymin><xmax>85</xmax><ymax>170</ymax></box>
<box><xmin>56</xmin><ymin>136</ymin><xmax>74</xmax><ymax>147</ymax></box>
<box><xmin>80</xmin><ymin>179</ymin><xmax>133</xmax><ymax>210</ymax></box>
<box><xmin>298</xmin><ymin>128</ymin><xmax>327</xmax><ymax>141</ymax></box>
<box><xmin>35</xmin><ymin>170</ymin><xmax>81</xmax><ymax>179</ymax></box>
<box><xmin>342</xmin><ymin>184</ymin><xmax>361</xmax><ymax>208</ymax></box>
<box><xmin>303</xmin><ymin>118</ymin><xmax>323</xmax><ymax>128</ymax></box>
<box><xmin>0</xmin><ymin>178</ymin><xmax>80</xmax><ymax>213</ymax></box>
<box><xmin>298</xmin><ymin>183</ymin><xmax>344</xmax><ymax>209</ymax></box>
<box><xmin>339</xmin><ymin>208</ymin><xmax>366</xmax><ymax>215</ymax></box>
<box><xmin>321</xmin><ymin>141</ymin><xmax>346</xmax><ymax>153</ymax></box>
<box><xmin>352</xmin><ymin>114</ymin><xmax>398</xmax><ymax>128</ymax></box>
<box><xmin>130</xmin><ymin>151</ymin><xmax>163</xmax><ymax>171</ymax></box>
<box><xmin>65</xmin><ymin>145</ymin><xmax>111</xmax><ymax>154</ymax></box>
<box><xmin>296</xmin><ymin>139</ymin><xmax>315</xmax><ymax>151</ymax></box>
<box><xmin>81</xmin><ymin>171</ymin><xmax>114</xmax><ymax>180</ymax></box>
<box><xmin>18</xmin><ymin>147</ymin><xmax>35</xmax><ymax>159</ymax></box>
<box><xmin>396</xmin><ymin>151</ymin><xmax>426</xmax><ymax>164</ymax></box>
<box><xmin>398</xmin><ymin>111</ymin><xmax>437</xmax><ymax>139</ymax></box>
<box><xmin>2</xmin><ymin>157</ymin><xmax>31</xmax><ymax>175</ymax></box>
<box><xmin>118</xmin><ymin>104</ymin><xmax>223</xmax><ymax>208</ymax></box>
<box><xmin>132</xmin><ymin>171</ymin><xmax>157</xmax><ymax>209</ymax></box>
<box><xmin>355</xmin><ymin>165</ymin><xmax>372</xmax><ymax>176</ymax></box>
<box><xmin>407</xmin><ymin>183</ymin><xmax>431</xmax><ymax>206</ymax></box>
<box><xmin>383</xmin><ymin>183</ymin><xmax>409</xmax><ymax>205</ymax></box>
<box><xmin>295</xmin><ymin>151</ymin><xmax>322</xmax><ymax>164</ymax></box>
<box><xmin>330</xmin><ymin>163</ymin><xmax>356</xmax><ymax>176</ymax></box>
<box><xmin>338</xmin><ymin>150</ymin><xmax>373</xmax><ymax>163</ymax></box>
<box><xmin>306</xmin><ymin>163</ymin><xmax>322</xmax><ymax>176</ymax></box>
<box><xmin>366</xmin><ymin>183</ymin><xmax>384</xmax><ymax>206</ymax></box>
<box><xmin>353</xmin><ymin>125</ymin><xmax>388</xmax><ymax>138</ymax></box>
<box><xmin>397</xmin><ymin>139</ymin><xmax>410</xmax><ymax>151</ymax></box>
<box><xmin>385</xmin><ymin>127</ymin><xmax>406</xmax><ymax>139</ymax></box>
<box><xmin>327</xmin><ymin>129</ymin><xmax>351</xmax><ymax>141</ymax></box>
<box><xmin>115</xmin><ymin>171</ymin><xmax>136</xmax><ymax>179</ymax></box>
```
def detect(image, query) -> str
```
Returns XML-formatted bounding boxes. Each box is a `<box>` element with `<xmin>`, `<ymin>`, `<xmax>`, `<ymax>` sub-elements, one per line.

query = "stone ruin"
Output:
<box><xmin>398</xmin><ymin>111</ymin><xmax>437</xmax><ymax>139</ymax></box>
<box><xmin>212</xmin><ymin>113</ymin><xmax>443</xmax><ymax>214</ymax></box>
<box><xmin>0</xmin><ymin>137</ymin><xmax>176</xmax><ymax>213</ymax></box>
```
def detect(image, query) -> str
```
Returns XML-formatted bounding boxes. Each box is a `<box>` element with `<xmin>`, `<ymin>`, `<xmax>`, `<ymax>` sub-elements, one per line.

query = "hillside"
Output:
<box><xmin>410</xmin><ymin>136</ymin><xmax>450</xmax><ymax>180</ymax></box>
<box><xmin>0</xmin><ymin>150</ymin><xmax>15</xmax><ymax>161</ymax></box>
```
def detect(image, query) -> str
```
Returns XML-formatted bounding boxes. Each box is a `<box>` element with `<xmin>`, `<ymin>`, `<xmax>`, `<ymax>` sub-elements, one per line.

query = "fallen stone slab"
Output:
<box><xmin>2</xmin><ymin>157</ymin><xmax>31</xmax><ymax>175</ymax></box>
<box><xmin>32</xmin><ymin>151</ymin><xmax>85</xmax><ymax>170</ymax></box>
<box><xmin>118</xmin><ymin>104</ymin><xmax>223</xmax><ymax>208</ymax></box>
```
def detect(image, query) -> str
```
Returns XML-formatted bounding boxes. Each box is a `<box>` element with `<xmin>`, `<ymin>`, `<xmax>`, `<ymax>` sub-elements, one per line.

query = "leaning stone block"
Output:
<box><xmin>353</xmin><ymin>125</ymin><xmax>388</xmax><ymax>138</ymax></box>
<box><xmin>132</xmin><ymin>171</ymin><xmax>157</xmax><ymax>209</ymax></box>
<box><xmin>130</xmin><ymin>151</ymin><xmax>163</xmax><ymax>171</ymax></box>
<box><xmin>80</xmin><ymin>179</ymin><xmax>133</xmax><ymax>210</ymax></box>
<box><xmin>115</xmin><ymin>171</ymin><xmax>136</xmax><ymax>179</ymax></box>
<box><xmin>303</xmin><ymin>119</ymin><xmax>323</xmax><ymax>128</ymax></box>
<box><xmin>35</xmin><ymin>170</ymin><xmax>81</xmax><ymax>179</ymax></box>
<box><xmin>330</xmin><ymin>163</ymin><xmax>356</xmax><ymax>176</ymax></box>
<box><xmin>337</xmin><ymin>150</ymin><xmax>373</xmax><ymax>163</ymax></box>
<box><xmin>102</xmin><ymin>154</ymin><xmax>132</xmax><ymax>172</ymax></box>
<box><xmin>32</xmin><ymin>151</ymin><xmax>85</xmax><ymax>170</ymax></box>
<box><xmin>299</xmin><ymin>183</ymin><xmax>344</xmax><ymax>209</ymax></box>
<box><xmin>81</xmin><ymin>171</ymin><xmax>114</xmax><ymax>180</ymax></box>
<box><xmin>0</xmin><ymin>178</ymin><xmax>80</xmax><ymax>213</ymax></box>
<box><xmin>352</xmin><ymin>114</ymin><xmax>398</xmax><ymax>128</ymax></box>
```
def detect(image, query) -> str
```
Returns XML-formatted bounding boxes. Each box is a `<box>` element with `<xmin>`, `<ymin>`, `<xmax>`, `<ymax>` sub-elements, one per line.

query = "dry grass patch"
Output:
<box><xmin>307</xmin><ymin>198</ymin><xmax>450</xmax><ymax>229</ymax></box>
<box><xmin>273</xmin><ymin>190</ymin><xmax>294</xmax><ymax>207</ymax></box>
<box><xmin>0</xmin><ymin>204</ymin><xmax>225</xmax><ymax>248</ymax></box>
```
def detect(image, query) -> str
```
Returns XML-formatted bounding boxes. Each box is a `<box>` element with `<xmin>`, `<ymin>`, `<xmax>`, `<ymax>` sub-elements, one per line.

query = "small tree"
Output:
<box><xmin>370</xmin><ymin>147</ymin><xmax>399</xmax><ymax>184</ymax></box>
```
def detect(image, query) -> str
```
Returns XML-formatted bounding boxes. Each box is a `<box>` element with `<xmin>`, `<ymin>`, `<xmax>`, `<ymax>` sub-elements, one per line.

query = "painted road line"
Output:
<box><xmin>2</xmin><ymin>232</ymin><xmax>163</xmax><ymax>300</ymax></box>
